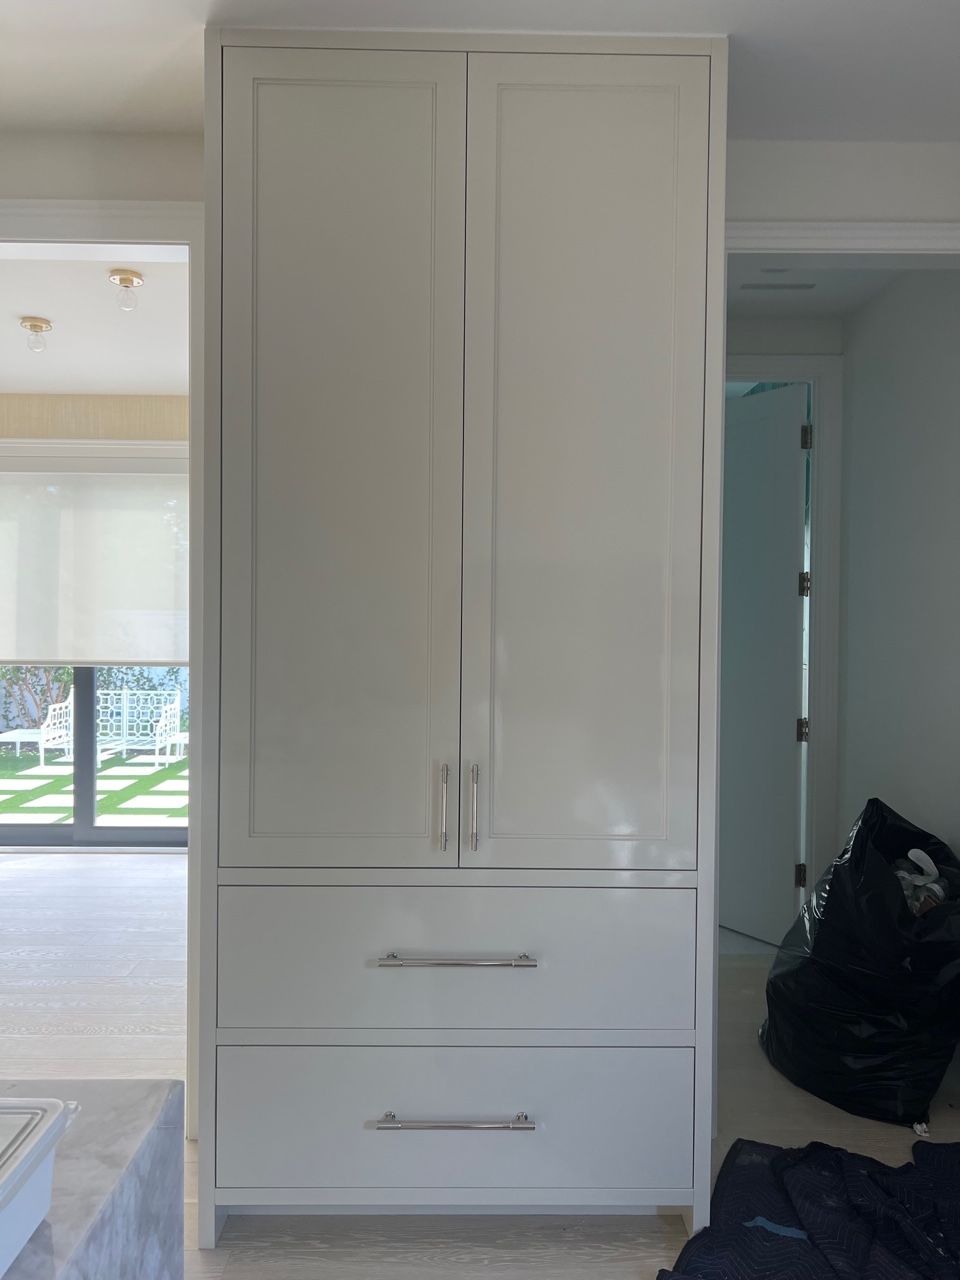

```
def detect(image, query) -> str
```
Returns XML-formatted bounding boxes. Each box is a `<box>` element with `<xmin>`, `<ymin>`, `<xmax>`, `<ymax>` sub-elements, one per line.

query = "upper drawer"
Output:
<box><xmin>217</xmin><ymin>886</ymin><xmax>696</xmax><ymax>1030</ymax></box>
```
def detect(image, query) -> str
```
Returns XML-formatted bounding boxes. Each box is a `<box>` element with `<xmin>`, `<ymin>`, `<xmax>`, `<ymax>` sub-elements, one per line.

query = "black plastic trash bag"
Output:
<box><xmin>759</xmin><ymin>797</ymin><xmax>960</xmax><ymax>1126</ymax></box>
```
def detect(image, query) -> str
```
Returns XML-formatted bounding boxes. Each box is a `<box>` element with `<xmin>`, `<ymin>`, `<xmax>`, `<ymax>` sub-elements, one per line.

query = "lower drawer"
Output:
<box><xmin>216</xmin><ymin>1045</ymin><xmax>694</xmax><ymax>1191</ymax></box>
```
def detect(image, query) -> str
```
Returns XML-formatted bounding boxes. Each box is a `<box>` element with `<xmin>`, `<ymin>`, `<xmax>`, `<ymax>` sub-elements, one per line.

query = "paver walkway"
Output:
<box><xmin>0</xmin><ymin>753</ymin><xmax>189</xmax><ymax>827</ymax></box>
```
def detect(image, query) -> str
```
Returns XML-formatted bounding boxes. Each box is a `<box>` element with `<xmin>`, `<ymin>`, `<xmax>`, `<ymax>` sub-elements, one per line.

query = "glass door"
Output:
<box><xmin>93</xmin><ymin>666</ymin><xmax>189</xmax><ymax>833</ymax></box>
<box><xmin>0</xmin><ymin>447</ymin><xmax>189</xmax><ymax>848</ymax></box>
<box><xmin>0</xmin><ymin>663</ymin><xmax>188</xmax><ymax>846</ymax></box>
<box><xmin>0</xmin><ymin>665</ymin><xmax>76</xmax><ymax>830</ymax></box>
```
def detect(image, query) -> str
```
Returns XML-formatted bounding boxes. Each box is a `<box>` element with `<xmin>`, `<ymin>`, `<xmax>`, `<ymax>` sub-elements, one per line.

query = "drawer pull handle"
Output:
<box><xmin>377</xmin><ymin>1111</ymin><xmax>535</xmax><ymax>1132</ymax></box>
<box><xmin>378</xmin><ymin>952</ymin><xmax>537</xmax><ymax>968</ymax></box>
<box><xmin>440</xmin><ymin>763</ymin><xmax>449</xmax><ymax>852</ymax></box>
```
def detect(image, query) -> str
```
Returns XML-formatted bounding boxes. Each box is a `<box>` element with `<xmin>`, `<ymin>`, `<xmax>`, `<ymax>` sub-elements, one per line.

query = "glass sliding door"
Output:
<box><xmin>0</xmin><ymin>665</ymin><xmax>75</xmax><ymax>827</ymax></box>
<box><xmin>94</xmin><ymin>665</ymin><xmax>189</xmax><ymax>831</ymax></box>
<box><xmin>0</xmin><ymin>448</ymin><xmax>188</xmax><ymax>849</ymax></box>
<box><xmin>0</xmin><ymin>664</ymin><xmax>188</xmax><ymax>845</ymax></box>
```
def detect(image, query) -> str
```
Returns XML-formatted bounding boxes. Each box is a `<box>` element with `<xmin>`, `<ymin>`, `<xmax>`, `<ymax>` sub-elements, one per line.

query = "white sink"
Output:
<box><xmin>0</xmin><ymin>1100</ymin><xmax>77</xmax><ymax>1278</ymax></box>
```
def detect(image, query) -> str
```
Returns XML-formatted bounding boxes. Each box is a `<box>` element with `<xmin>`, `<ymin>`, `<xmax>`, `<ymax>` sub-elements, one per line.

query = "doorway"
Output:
<box><xmin>712</xmin><ymin>245</ymin><xmax>960</xmax><ymax>1180</ymax></box>
<box><xmin>0</xmin><ymin>237</ymin><xmax>191</xmax><ymax>1088</ymax></box>
<box><xmin>719</xmin><ymin>249</ymin><xmax>960</xmax><ymax>951</ymax></box>
<box><xmin>719</xmin><ymin>379</ymin><xmax>811</xmax><ymax>946</ymax></box>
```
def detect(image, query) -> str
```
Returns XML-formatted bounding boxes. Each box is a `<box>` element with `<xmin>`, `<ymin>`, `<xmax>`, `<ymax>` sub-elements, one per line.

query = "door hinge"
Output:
<box><xmin>796</xmin><ymin>717</ymin><xmax>809</xmax><ymax>743</ymax></box>
<box><xmin>799</xmin><ymin>570</ymin><xmax>811</xmax><ymax>597</ymax></box>
<box><xmin>795</xmin><ymin>863</ymin><xmax>808</xmax><ymax>889</ymax></box>
<box><xmin>801</xmin><ymin>423</ymin><xmax>813</xmax><ymax>450</ymax></box>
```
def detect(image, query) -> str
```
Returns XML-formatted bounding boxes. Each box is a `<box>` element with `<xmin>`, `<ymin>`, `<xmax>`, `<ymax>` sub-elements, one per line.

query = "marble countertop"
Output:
<box><xmin>0</xmin><ymin>1078</ymin><xmax>183</xmax><ymax>1280</ymax></box>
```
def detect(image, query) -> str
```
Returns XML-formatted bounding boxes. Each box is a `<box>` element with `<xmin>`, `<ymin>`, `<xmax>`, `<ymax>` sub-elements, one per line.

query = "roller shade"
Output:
<box><xmin>0</xmin><ymin>461</ymin><xmax>188</xmax><ymax>666</ymax></box>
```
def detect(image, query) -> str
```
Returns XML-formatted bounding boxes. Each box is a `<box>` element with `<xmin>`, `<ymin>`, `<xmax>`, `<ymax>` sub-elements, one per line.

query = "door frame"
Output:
<box><xmin>711</xmin><ymin>220</ymin><xmax>960</xmax><ymax>1164</ymax></box>
<box><xmin>724</xmin><ymin>215</ymin><xmax>960</xmax><ymax>877</ymax></box>
<box><xmin>0</xmin><ymin>197</ymin><xmax>203</xmax><ymax>1139</ymax></box>
<box><xmin>724</xmin><ymin>355</ymin><xmax>842</xmax><ymax>887</ymax></box>
<box><xmin>727</xmin><ymin>219</ymin><xmax>960</xmax><ymax>255</ymax></box>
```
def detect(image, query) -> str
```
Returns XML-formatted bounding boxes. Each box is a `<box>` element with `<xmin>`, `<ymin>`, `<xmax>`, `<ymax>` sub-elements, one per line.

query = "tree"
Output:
<box><xmin>0</xmin><ymin>666</ymin><xmax>72</xmax><ymax>730</ymax></box>
<box><xmin>0</xmin><ymin>665</ymin><xmax>189</xmax><ymax>734</ymax></box>
<box><xmin>96</xmin><ymin>665</ymin><xmax>183</xmax><ymax>695</ymax></box>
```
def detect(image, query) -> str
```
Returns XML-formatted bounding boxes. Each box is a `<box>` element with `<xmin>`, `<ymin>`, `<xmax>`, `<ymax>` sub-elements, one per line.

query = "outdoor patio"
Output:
<box><xmin>0</xmin><ymin>751</ymin><xmax>189</xmax><ymax>827</ymax></box>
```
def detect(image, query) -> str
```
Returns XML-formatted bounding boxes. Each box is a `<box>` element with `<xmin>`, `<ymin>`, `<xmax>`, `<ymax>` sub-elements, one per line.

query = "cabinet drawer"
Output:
<box><xmin>218</xmin><ymin>887</ymin><xmax>695</xmax><ymax>1030</ymax></box>
<box><xmin>216</xmin><ymin>1045</ymin><xmax>693</xmax><ymax>1190</ymax></box>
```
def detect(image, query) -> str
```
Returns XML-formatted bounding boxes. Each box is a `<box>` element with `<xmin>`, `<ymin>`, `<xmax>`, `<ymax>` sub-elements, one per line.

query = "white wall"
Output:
<box><xmin>2</xmin><ymin>132</ymin><xmax>959</xmax><ymax>222</ymax></box>
<box><xmin>727</xmin><ymin>315</ymin><xmax>843</xmax><ymax>356</ymax></box>
<box><xmin>839</xmin><ymin>270</ymin><xmax>960</xmax><ymax>848</ymax></box>
<box><xmin>728</xmin><ymin>141</ymin><xmax>960</xmax><ymax>223</ymax></box>
<box><xmin>0</xmin><ymin>131</ymin><xmax>203</xmax><ymax>202</ymax></box>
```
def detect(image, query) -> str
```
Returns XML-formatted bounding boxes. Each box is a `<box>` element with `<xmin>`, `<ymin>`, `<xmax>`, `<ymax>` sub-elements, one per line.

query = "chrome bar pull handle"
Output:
<box><xmin>378</xmin><ymin>952</ymin><xmax>537</xmax><ymax>968</ymax></box>
<box><xmin>377</xmin><ymin>1111</ymin><xmax>535</xmax><ymax>1132</ymax></box>
<box><xmin>469</xmin><ymin>763</ymin><xmax>479</xmax><ymax>851</ymax></box>
<box><xmin>439</xmin><ymin>763</ymin><xmax>449</xmax><ymax>851</ymax></box>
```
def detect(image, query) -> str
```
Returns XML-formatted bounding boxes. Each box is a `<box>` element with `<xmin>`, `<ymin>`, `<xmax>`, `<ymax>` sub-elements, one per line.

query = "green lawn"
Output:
<box><xmin>0</xmin><ymin>750</ymin><xmax>189</xmax><ymax>826</ymax></box>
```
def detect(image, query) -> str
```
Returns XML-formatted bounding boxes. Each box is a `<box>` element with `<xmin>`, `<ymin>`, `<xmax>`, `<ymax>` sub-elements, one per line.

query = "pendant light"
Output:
<box><xmin>20</xmin><ymin>316</ymin><xmax>52</xmax><ymax>353</ymax></box>
<box><xmin>109</xmin><ymin>268</ymin><xmax>144</xmax><ymax>312</ymax></box>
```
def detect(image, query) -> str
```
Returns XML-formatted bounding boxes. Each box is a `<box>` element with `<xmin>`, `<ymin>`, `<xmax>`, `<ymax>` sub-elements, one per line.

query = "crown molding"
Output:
<box><xmin>726</xmin><ymin>219</ymin><xmax>960</xmax><ymax>254</ymax></box>
<box><xmin>0</xmin><ymin>438</ymin><xmax>188</xmax><ymax>474</ymax></box>
<box><xmin>0</xmin><ymin>199</ymin><xmax>202</xmax><ymax>245</ymax></box>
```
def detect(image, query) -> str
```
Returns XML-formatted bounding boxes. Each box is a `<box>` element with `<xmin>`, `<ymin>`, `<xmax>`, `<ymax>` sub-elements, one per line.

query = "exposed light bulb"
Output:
<box><xmin>20</xmin><ymin>317</ymin><xmax>52</xmax><ymax>353</ymax></box>
<box><xmin>108</xmin><ymin>268</ymin><xmax>144</xmax><ymax>313</ymax></box>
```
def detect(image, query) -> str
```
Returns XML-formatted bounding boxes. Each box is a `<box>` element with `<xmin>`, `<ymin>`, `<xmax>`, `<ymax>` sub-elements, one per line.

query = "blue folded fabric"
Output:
<box><xmin>658</xmin><ymin>1138</ymin><xmax>960</xmax><ymax>1279</ymax></box>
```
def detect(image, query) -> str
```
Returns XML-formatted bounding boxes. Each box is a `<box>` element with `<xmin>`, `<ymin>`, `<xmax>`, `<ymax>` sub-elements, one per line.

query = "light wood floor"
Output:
<box><xmin>0</xmin><ymin>852</ymin><xmax>186</xmax><ymax>1078</ymax></box>
<box><xmin>2</xmin><ymin>855</ymin><xmax>958</xmax><ymax>1278</ymax></box>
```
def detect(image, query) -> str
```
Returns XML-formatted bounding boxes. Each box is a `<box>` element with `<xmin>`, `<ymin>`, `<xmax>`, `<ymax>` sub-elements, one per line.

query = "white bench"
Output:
<box><xmin>95</xmin><ymin>688</ymin><xmax>184</xmax><ymax>765</ymax></box>
<box><xmin>6</xmin><ymin>688</ymin><xmax>187</xmax><ymax>767</ymax></box>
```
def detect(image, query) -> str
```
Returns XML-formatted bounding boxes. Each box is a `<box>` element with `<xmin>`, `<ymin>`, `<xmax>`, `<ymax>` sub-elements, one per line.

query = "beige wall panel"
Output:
<box><xmin>0</xmin><ymin>394</ymin><xmax>188</xmax><ymax>441</ymax></box>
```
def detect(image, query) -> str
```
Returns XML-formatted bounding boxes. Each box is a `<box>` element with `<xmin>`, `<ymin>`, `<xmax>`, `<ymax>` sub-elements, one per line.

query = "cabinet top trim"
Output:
<box><xmin>208</xmin><ymin>29</ymin><xmax>726</xmax><ymax>58</ymax></box>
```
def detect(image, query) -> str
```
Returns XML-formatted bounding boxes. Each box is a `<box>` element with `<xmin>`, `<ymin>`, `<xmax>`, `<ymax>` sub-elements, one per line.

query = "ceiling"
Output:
<box><xmin>0</xmin><ymin>247</ymin><xmax>189</xmax><ymax>395</ymax></box>
<box><xmin>0</xmin><ymin>0</ymin><xmax>959</xmax><ymax>140</ymax></box>
<box><xmin>727</xmin><ymin>254</ymin><xmax>960</xmax><ymax>319</ymax></box>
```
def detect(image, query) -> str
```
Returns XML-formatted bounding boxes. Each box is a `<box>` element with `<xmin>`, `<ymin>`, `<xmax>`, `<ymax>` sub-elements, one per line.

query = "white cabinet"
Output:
<box><xmin>461</xmin><ymin>55</ymin><xmax>709</xmax><ymax>870</ymax></box>
<box><xmin>217</xmin><ymin>1046</ymin><xmax>695</xmax><ymax>1195</ymax></box>
<box><xmin>219</xmin><ymin>49</ymin><xmax>466</xmax><ymax>868</ymax></box>
<box><xmin>218</xmin><ymin>46</ymin><xmax>710</xmax><ymax>874</ymax></box>
<box><xmin>204</xmin><ymin>28</ymin><xmax>725</xmax><ymax>1244</ymax></box>
<box><xmin>217</xmin><ymin>887</ymin><xmax>697</xmax><ymax>1030</ymax></box>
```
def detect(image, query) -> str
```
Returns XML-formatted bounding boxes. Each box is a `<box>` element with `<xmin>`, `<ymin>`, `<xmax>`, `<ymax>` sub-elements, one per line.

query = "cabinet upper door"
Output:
<box><xmin>219</xmin><ymin>49</ymin><xmax>466</xmax><ymax>867</ymax></box>
<box><xmin>461</xmin><ymin>53</ymin><xmax>710</xmax><ymax>870</ymax></box>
